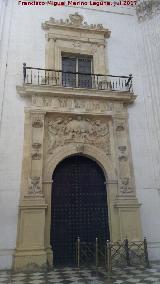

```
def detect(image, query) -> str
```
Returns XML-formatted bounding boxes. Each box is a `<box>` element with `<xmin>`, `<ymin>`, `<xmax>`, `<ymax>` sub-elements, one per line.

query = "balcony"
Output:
<box><xmin>23</xmin><ymin>63</ymin><xmax>133</xmax><ymax>93</ymax></box>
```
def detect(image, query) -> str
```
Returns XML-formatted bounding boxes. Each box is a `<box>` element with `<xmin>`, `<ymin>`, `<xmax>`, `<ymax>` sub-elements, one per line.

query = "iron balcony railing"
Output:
<box><xmin>23</xmin><ymin>63</ymin><xmax>133</xmax><ymax>92</ymax></box>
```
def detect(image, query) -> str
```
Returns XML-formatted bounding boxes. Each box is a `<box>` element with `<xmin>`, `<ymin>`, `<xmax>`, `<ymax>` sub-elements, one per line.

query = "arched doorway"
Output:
<box><xmin>50</xmin><ymin>155</ymin><xmax>110</xmax><ymax>266</ymax></box>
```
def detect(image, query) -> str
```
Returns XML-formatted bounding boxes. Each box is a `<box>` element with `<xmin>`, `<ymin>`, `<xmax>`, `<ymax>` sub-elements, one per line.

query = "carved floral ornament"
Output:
<box><xmin>46</xmin><ymin>116</ymin><xmax>110</xmax><ymax>154</ymax></box>
<box><xmin>32</xmin><ymin>115</ymin><xmax>44</xmax><ymax>128</ymax></box>
<box><xmin>42</xmin><ymin>12</ymin><xmax>111</xmax><ymax>38</ymax></box>
<box><xmin>31</xmin><ymin>153</ymin><xmax>42</xmax><ymax>160</ymax></box>
<box><xmin>116</xmin><ymin>122</ymin><xmax>125</xmax><ymax>132</ymax></box>
<box><xmin>28</xmin><ymin>176</ymin><xmax>41</xmax><ymax>194</ymax></box>
<box><xmin>118</xmin><ymin>146</ymin><xmax>128</xmax><ymax>162</ymax></box>
<box><xmin>120</xmin><ymin>177</ymin><xmax>132</xmax><ymax>194</ymax></box>
<box><xmin>32</xmin><ymin>143</ymin><xmax>41</xmax><ymax>149</ymax></box>
<box><xmin>32</xmin><ymin>143</ymin><xmax>42</xmax><ymax>160</ymax></box>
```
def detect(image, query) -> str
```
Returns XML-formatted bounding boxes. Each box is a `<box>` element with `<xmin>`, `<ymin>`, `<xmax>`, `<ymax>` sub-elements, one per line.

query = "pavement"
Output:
<box><xmin>1</xmin><ymin>264</ymin><xmax>160</xmax><ymax>284</ymax></box>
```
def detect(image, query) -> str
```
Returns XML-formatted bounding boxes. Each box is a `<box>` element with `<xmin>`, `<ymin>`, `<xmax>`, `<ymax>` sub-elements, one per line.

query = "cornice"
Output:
<box><xmin>42</xmin><ymin>12</ymin><xmax>111</xmax><ymax>38</ymax></box>
<box><xmin>16</xmin><ymin>85</ymin><xmax>136</xmax><ymax>104</ymax></box>
<box><xmin>136</xmin><ymin>0</ymin><xmax>160</xmax><ymax>22</ymax></box>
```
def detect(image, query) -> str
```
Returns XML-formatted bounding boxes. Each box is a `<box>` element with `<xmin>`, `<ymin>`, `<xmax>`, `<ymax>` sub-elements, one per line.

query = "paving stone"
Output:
<box><xmin>0</xmin><ymin>264</ymin><xmax>160</xmax><ymax>283</ymax></box>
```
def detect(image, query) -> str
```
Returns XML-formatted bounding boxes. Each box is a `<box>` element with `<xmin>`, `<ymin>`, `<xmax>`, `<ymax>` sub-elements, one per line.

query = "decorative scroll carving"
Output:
<box><xmin>42</xmin><ymin>13</ymin><xmax>111</xmax><ymax>38</ymax></box>
<box><xmin>32</xmin><ymin>116</ymin><xmax>43</xmax><ymax>128</ymax></box>
<box><xmin>118</xmin><ymin>146</ymin><xmax>128</xmax><ymax>161</ymax></box>
<box><xmin>119</xmin><ymin>155</ymin><xmax>128</xmax><ymax>162</ymax></box>
<box><xmin>136</xmin><ymin>0</ymin><xmax>160</xmax><ymax>22</ymax></box>
<box><xmin>120</xmin><ymin>177</ymin><xmax>132</xmax><ymax>194</ymax></box>
<box><xmin>32</xmin><ymin>143</ymin><xmax>41</xmax><ymax>150</ymax></box>
<box><xmin>32</xmin><ymin>95</ymin><xmax>114</xmax><ymax>113</ymax></box>
<box><xmin>28</xmin><ymin>177</ymin><xmax>41</xmax><ymax>194</ymax></box>
<box><xmin>76</xmin><ymin>143</ymin><xmax>85</xmax><ymax>153</ymax></box>
<box><xmin>116</xmin><ymin>123</ymin><xmax>125</xmax><ymax>132</ymax></box>
<box><xmin>69</xmin><ymin>13</ymin><xmax>84</xmax><ymax>26</ymax></box>
<box><xmin>118</xmin><ymin>146</ymin><xmax>127</xmax><ymax>154</ymax></box>
<box><xmin>47</xmin><ymin>116</ymin><xmax>110</xmax><ymax>154</ymax></box>
<box><xmin>31</xmin><ymin>153</ymin><xmax>42</xmax><ymax>160</ymax></box>
<box><xmin>32</xmin><ymin>143</ymin><xmax>42</xmax><ymax>160</ymax></box>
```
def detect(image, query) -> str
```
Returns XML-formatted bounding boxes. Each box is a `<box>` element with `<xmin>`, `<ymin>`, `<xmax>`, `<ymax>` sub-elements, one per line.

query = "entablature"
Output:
<box><xmin>17</xmin><ymin>84</ymin><xmax>135</xmax><ymax>118</ymax></box>
<box><xmin>17</xmin><ymin>84</ymin><xmax>136</xmax><ymax>104</ymax></box>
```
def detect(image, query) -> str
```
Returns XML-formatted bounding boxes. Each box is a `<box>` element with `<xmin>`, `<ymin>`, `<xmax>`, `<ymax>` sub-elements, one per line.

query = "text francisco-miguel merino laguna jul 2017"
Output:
<box><xmin>18</xmin><ymin>1</ymin><xmax>137</xmax><ymax>7</ymax></box>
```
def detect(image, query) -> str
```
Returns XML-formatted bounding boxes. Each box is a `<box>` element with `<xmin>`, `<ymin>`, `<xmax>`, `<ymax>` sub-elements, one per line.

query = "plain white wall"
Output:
<box><xmin>129</xmin><ymin>13</ymin><xmax>160</xmax><ymax>260</ymax></box>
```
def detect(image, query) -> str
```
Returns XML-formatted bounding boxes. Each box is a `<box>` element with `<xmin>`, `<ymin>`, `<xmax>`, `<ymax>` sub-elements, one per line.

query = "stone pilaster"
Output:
<box><xmin>113</xmin><ymin>114</ymin><xmax>142</xmax><ymax>241</ymax></box>
<box><xmin>13</xmin><ymin>111</ymin><xmax>48</xmax><ymax>271</ymax></box>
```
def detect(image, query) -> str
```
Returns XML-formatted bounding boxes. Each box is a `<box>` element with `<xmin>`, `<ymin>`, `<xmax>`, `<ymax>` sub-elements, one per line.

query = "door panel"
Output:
<box><xmin>78</xmin><ymin>58</ymin><xmax>92</xmax><ymax>88</ymax></box>
<box><xmin>62</xmin><ymin>57</ymin><xmax>76</xmax><ymax>87</ymax></box>
<box><xmin>50</xmin><ymin>155</ymin><xmax>110</xmax><ymax>266</ymax></box>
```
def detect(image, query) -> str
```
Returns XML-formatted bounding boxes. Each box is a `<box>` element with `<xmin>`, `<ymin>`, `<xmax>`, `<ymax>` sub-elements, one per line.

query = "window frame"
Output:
<box><xmin>61</xmin><ymin>53</ymin><xmax>93</xmax><ymax>88</ymax></box>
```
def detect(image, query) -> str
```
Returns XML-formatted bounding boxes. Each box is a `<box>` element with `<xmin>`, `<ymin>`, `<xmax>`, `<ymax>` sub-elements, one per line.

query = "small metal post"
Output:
<box><xmin>77</xmin><ymin>237</ymin><xmax>80</xmax><ymax>269</ymax></box>
<box><xmin>23</xmin><ymin>63</ymin><xmax>26</xmax><ymax>83</ymax></box>
<box><xmin>125</xmin><ymin>238</ymin><xmax>130</xmax><ymax>266</ymax></box>
<box><xmin>105</xmin><ymin>240</ymin><xmax>107</xmax><ymax>269</ymax></box>
<box><xmin>96</xmin><ymin>238</ymin><xmax>98</xmax><ymax>268</ymax></box>
<box><xmin>144</xmin><ymin>238</ymin><xmax>150</xmax><ymax>268</ymax></box>
<box><xmin>126</xmin><ymin>74</ymin><xmax>132</xmax><ymax>85</ymax></box>
<box><xmin>125</xmin><ymin>73</ymin><xmax>133</xmax><ymax>90</ymax></box>
<box><xmin>106</xmin><ymin>240</ymin><xmax>112</xmax><ymax>272</ymax></box>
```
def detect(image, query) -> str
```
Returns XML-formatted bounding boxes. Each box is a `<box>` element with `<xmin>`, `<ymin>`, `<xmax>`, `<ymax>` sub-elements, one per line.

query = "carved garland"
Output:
<box><xmin>46</xmin><ymin>116</ymin><xmax>110</xmax><ymax>154</ymax></box>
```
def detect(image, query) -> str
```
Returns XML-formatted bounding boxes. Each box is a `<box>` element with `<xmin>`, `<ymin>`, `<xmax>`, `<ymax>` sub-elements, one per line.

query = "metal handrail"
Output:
<box><xmin>22</xmin><ymin>63</ymin><xmax>133</xmax><ymax>92</ymax></box>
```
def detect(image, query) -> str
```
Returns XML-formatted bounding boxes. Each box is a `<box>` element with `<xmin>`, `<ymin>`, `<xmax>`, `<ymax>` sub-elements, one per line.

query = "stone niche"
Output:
<box><xmin>13</xmin><ymin>13</ymin><xmax>142</xmax><ymax>271</ymax></box>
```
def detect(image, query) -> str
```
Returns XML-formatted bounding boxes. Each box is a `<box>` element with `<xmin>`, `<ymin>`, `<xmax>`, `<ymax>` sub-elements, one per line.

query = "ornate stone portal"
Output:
<box><xmin>13</xmin><ymin>13</ymin><xmax>142</xmax><ymax>270</ymax></box>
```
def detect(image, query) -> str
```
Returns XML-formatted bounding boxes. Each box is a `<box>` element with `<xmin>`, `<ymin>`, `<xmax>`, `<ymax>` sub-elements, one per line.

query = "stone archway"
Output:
<box><xmin>13</xmin><ymin>110</ymin><xmax>142</xmax><ymax>271</ymax></box>
<box><xmin>50</xmin><ymin>154</ymin><xmax>110</xmax><ymax>266</ymax></box>
<box><xmin>43</xmin><ymin>144</ymin><xmax>116</xmax><ymax>267</ymax></box>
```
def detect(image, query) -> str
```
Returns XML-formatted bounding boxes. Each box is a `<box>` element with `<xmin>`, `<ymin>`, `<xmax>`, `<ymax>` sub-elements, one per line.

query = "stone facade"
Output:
<box><xmin>1</xmin><ymin>1</ymin><xmax>160</xmax><ymax>270</ymax></box>
<box><xmin>13</xmin><ymin>13</ymin><xmax>142</xmax><ymax>270</ymax></box>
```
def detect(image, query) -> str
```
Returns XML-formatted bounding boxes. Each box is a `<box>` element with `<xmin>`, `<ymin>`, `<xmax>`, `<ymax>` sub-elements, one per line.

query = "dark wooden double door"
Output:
<box><xmin>50</xmin><ymin>155</ymin><xmax>110</xmax><ymax>266</ymax></box>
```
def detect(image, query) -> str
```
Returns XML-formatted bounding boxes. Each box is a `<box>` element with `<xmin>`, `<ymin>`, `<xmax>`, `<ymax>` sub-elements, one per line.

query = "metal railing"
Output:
<box><xmin>76</xmin><ymin>238</ymin><xmax>150</xmax><ymax>272</ymax></box>
<box><xmin>23</xmin><ymin>63</ymin><xmax>133</xmax><ymax>92</ymax></box>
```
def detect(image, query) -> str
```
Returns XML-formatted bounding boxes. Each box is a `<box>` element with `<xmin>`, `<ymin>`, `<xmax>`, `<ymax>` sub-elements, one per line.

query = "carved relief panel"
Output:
<box><xmin>28</xmin><ymin>112</ymin><xmax>45</xmax><ymax>196</ymax></box>
<box><xmin>32</xmin><ymin>95</ymin><xmax>116</xmax><ymax>114</ymax></box>
<box><xmin>114</xmin><ymin>118</ymin><xmax>134</xmax><ymax>195</ymax></box>
<box><xmin>44</xmin><ymin>114</ymin><xmax>111</xmax><ymax>156</ymax></box>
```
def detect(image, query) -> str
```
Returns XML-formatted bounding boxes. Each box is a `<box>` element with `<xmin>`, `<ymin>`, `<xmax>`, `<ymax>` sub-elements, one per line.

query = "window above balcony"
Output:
<box><xmin>18</xmin><ymin>14</ymin><xmax>135</xmax><ymax>103</ymax></box>
<box><xmin>62</xmin><ymin>54</ymin><xmax>92</xmax><ymax>88</ymax></box>
<box><xmin>42</xmin><ymin>13</ymin><xmax>110</xmax><ymax>75</ymax></box>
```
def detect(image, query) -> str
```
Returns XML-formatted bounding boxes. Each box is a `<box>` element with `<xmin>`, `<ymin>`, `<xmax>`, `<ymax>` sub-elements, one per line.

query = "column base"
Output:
<box><xmin>114</xmin><ymin>197</ymin><xmax>142</xmax><ymax>241</ymax></box>
<box><xmin>13</xmin><ymin>249</ymin><xmax>47</xmax><ymax>271</ymax></box>
<box><xmin>46</xmin><ymin>247</ymin><xmax>53</xmax><ymax>268</ymax></box>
